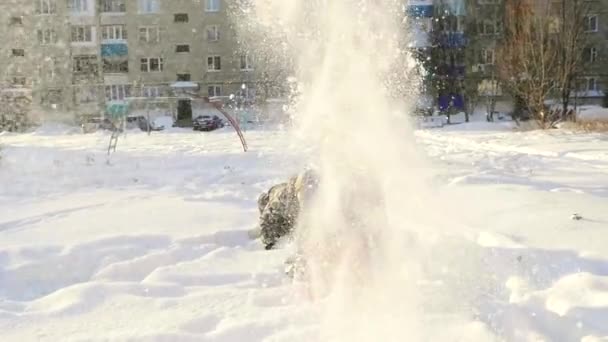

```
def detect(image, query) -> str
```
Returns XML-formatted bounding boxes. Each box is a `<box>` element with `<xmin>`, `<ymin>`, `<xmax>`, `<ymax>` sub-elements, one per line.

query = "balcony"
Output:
<box><xmin>438</xmin><ymin>93</ymin><xmax>465</xmax><ymax>111</ymax></box>
<box><xmin>406</xmin><ymin>5</ymin><xmax>433</xmax><ymax>18</ymax></box>
<box><xmin>434</xmin><ymin>32</ymin><xmax>467</xmax><ymax>48</ymax></box>
<box><xmin>435</xmin><ymin>64</ymin><xmax>466</xmax><ymax>78</ymax></box>
<box><xmin>101</xmin><ymin>43</ymin><xmax>128</xmax><ymax>57</ymax></box>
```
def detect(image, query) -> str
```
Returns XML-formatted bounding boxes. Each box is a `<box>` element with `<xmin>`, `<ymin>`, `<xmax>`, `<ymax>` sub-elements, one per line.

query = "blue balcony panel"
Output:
<box><xmin>407</xmin><ymin>5</ymin><xmax>434</xmax><ymax>18</ymax></box>
<box><xmin>438</xmin><ymin>94</ymin><xmax>465</xmax><ymax>111</ymax></box>
<box><xmin>106</xmin><ymin>103</ymin><xmax>129</xmax><ymax>118</ymax></box>
<box><xmin>434</xmin><ymin>32</ymin><xmax>467</xmax><ymax>48</ymax></box>
<box><xmin>101</xmin><ymin>43</ymin><xmax>128</xmax><ymax>57</ymax></box>
<box><xmin>444</xmin><ymin>0</ymin><xmax>466</xmax><ymax>16</ymax></box>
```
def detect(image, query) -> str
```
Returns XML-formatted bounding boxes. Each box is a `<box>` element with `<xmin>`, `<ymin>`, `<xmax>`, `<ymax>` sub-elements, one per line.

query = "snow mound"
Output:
<box><xmin>31</xmin><ymin>122</ymin><xmax>82</xmax><ymax>136</ymax></box>
<box><xmin>1</xmin><ymin>128</ymin><xmax>608</xmax><ymax>341</ymax></box>
<box><xmin>578</xmin><ymin>106</ymin><xmax>608</xmax><ymax>122</ymax></box>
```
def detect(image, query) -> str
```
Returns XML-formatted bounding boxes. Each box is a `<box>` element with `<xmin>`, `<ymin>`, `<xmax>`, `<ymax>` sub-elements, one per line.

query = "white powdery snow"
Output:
<box><xmin>0</xmin><ymin>123</ymin><xmax>607</xmax><ymax>341</ymax></box>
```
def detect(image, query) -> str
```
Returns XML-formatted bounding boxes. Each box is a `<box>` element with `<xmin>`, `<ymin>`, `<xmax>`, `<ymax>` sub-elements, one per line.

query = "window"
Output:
<box><xmin>142</xmin><ymin>86</ymin><xmax>161</xmax><ymax>98</ymax></box>
<box><xmin>103</xmin><ymin>59</ymin><xmax>128</xmax><ymax>73</ymax></box>
<box><xmin>71</xmin><ymin>25</ymin><xmax>94</xmax><ymax>43</ymax></box>
<box><xmin>76</xmin><ymin>85</ymin><xmax>98</xmax><ymax>103</ymax></box>
<box><xmin>479</xmin><ymin>19</ymin><xmax>501</xmax><ymax>35</ymax></box>
<box><xmin>584</xmin><ymin>15</ymin><xmax>598</xmax><ymax>33</ymax></box>
<box><xmin>139</xmin><ymin>26</ymin><xmax>161</xmax><ymax>43</ymax></box>
<box><xmin>138</xmin><ymin>0</ymin><xmax>160</xmax><ymax>13</ymax></box>
<box><xmin>102</xmin><ymin>25</ymin><xmax>127</xmax><ymax>40</ymax></box>
<box><xmin>176</xmin><ymin>45</ymin><xmax>190</xmax><ymax>53</ymax></box>
<box><xmin>481</xmin><ymin>48</ymin><xmax>495</xmax><ymax>65</ymax></box>
<box><xmin>207</xmin><ymin>56</ymin><xmax>221</xmax><ymax>71</ymax></box>
<box><xmin>455</xmin><ymin>16</ymin><xmax>465</xmax><ymax>33</ymax></box>
<box><xmin>585</xmin><ymin>77</ymin><xmax>599</xmax><ymax>92</ymax></box>
<box><xmin>205</xmin><ymin>0</ymin><xmax>220</xmax><ymax>12</ymax></box>
<box><xmin>12</xmin><ymin>76</ymin><xmax>26</xmax><ymax>86</ymax></box>
<box><xmin>585</xmin><ymin>47</ymin><xmax>599</xmax><ymax>63</ymax></box>
<box><xmin>69</xmin><ymin>0</ymin><xmax>89</xmax><ymax>13</ymax></box>
<box><xmin>174</xmin><ymin>13</ymin><xmax>189</xmax><ymax>23</ymax></box>
<box><xmin>37</xmin><ymin>29</ymin><xmax>57</xmax><ymax>44</ymax></box>
<box><xmin>35</xmin><ymin>0</ymin><xmax>56</xmax><ymax>14</ymax></box>
<box><xmin>206</xmin><ymin>25</ymin><xmax>220</xmax><ymax>41</ymax></box>
<box><xmin>240</xmin><ymin>54</ymin><xmax>253</xmax><ymax>70</ymax></box>
<box><xmin>41</xmin><ymin>58</ymin><xmax>61</xmax><ymax>79</ymax></box>
<box><xmin>101</xmin><ymin>0</ymin><xmax>126</xmax><ymax>13</ymax></box>
<box><xmin>177</xmin><ymin>73</ymin><xmax>191</xmax><ymax>81</ymax></box>
<box><xmin>105</xmin><ymin>84</ymin><xmax>131</xmax><ymax>101</ymax></box>
<box><xmin>140</xmin><ymin>57</ymin><xmax>164</xmax><ymax>72</ymax></box>
<box><xmin>208</xmin><ymin>85</ymin><xmax>222</xmax><ymax>97</ymax></box>
<box><xmin>12</xmin><ymin>49</ymin><xmax>25</xmax><ymax>57</ymax></box>
<box><xmin>41</xmin><ymin>89</ymin><xmax>62</xmax><ymax>106</ymax></box>
<box><xmin>73</xmin><ymin>55</ymin><xmax>98</xmax><ymax>74</ymax></box>
<box><xmin>10</xmin><ymin>17</ymin><xmax>23</xmax><ymax>25</ymax></box>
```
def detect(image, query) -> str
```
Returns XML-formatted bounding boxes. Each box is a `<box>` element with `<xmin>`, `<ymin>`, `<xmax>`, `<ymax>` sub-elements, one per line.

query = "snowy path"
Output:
<box><xmin>1</xmin><ymin>125</ymin><xmax>608</xmax><ymax>341</ymax></box>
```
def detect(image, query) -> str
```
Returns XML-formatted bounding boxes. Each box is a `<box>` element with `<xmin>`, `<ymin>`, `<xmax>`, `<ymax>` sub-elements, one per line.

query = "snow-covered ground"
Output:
<box><xmin>1</xmin><ymin>123</ymin><xmax>607</xmax><ymax>341</ymax></box>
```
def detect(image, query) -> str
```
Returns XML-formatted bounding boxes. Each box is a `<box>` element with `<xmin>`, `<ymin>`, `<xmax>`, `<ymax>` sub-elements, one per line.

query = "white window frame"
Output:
<box><xmin>480</xmin><ymin>19</ymin><xmax>501</xmax><ymax>35</ymax></box>
<box><xmin>76</xmin><ymin>85</ymin><xmax>98</xmax><ymax>104</ymax></box>
<box><xmin>41</xmin><ymin>89</ymin><xmax>63</xmax><ymax>106</ymax></box>
<box><xmin>102</xmin><ymin>25</ymin><xmax>127</xmax><ymax>41</ymax></box>
<box><xmin>138</xmin><ymin>0</ymin><xmax>160</xmax><ymax>13</ymax></box>
<box><xmin>73</xmin><ymin>55</ymin><xmax>98</xmax><ymax>74</ymax></box>
<box><xmin>142</xmin><ymin>86</ymin><xmax>161</xmax><ymax>98</ymax></box>
<box><xmin>206</xmin><ymin>25</ymin><xmax>220</xmax><ymax>41</ymax></box>
<box><xmin>585</xmin><ymin>77</ymin><xmax>599</xmax><ymax>92</ymax></box>
<box><xmin>35</xmin><ymin>0</ymin><xmax>56</xmax><ymax>15</ymax></box>
<box><xmin>140</xmin><ymin>57</ymin><xmax>164</xmax><ymax>72</ymax></box>
<box><xmin>11</xmin><ymin>76</ymin><xmax>27</xmax><ymax>86</ymax></box>
<box><xmin>139</xmin><ymin>26</ymin><xmax>161</xmax><ymax>43</ymax></box>
<box><xmin>240</xmin><ymin>54</ymin><xmax>253</xmax><ymax>71</ymax></box>
<box><xmin>71</xmin><ymin>25</ymin><xmax>95</xmax><ymax>44</ymax></box>
<box><xmin>205</xmin><ymin>0</ymin><xmax>220</xmax><ymax>12</ymax></box>
<box><xmin>455</xmin><ymin>16</ymin><xmax>465</xmax><ymax>33</ymax></box>
<box><xmin>37</xmin><ymin>28</ymin><xmax>57</xmax><ymax>45</ymax></box>
<box><xmin>68</xmin><ymin>0</ymin><xmax>90</xmax><ymax>14</ymax></box>
<box><xmin>207</xmin><ymin>56</ymin><xmax>221</xmax><ymax>71</ymax></box>
<box><xmin>105</xmin><ymin>84</ymin><xmax>131</xmax><ymax>102</ymax></box>
<box><xmin>101</xmin><ymin>0</ymin><xmax>126</xmax><ymax>14</ymax></box>
<box><xmin>41</xmin><ymin>57</ymin><xmax>61</xmax><ymax>79</ymax></box>
<box><xmin>589</xmin><ymin>47</ymin><xmax>598</xmax><ymax>63</ymax></box>
<box><xmin>481</xmin><ymin>48</ymin><xmax>495</xmax><ymax>65</ymax></box>
<box><xmin>208</xmin><ymin>85</ymin><xmax>222</xmax><ymax>97</ymax></box>
<box><xmin>585</xmin><ymin>15</ymin><xmax>598</xmax><ymax>33</ymax></box>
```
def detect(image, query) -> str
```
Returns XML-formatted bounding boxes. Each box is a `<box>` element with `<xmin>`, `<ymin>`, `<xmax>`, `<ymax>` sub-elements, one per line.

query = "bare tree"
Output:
<box><xmin>480</xmin><ymin>70</ymin><xmax>501</xmax><ymax>122</ymax></box>
<box><xmin>555</xmin><ymin>0</ymin><xmax>591</xmax><ymax>122</ymax></box>
<box><xmin>497</xmin><ymin>0</ymin><xmax>560</xmax><ymax>128</ymax></box>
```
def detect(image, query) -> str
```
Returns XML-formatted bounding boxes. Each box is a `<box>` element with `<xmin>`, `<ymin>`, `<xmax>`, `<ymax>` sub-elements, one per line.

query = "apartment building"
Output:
<box><xmin>0</xmin><ymin>0</ymin><xmax>265</xmax><ymax>126</ymax></box>
<box><xmin>407</xmin><ymin>0</ymin><xmax>608</xmax><ymax>113</ymax></box>
<box><xmin>407</xmin><ymin>0</ymin><xmax>468</xmax><ymax>113</ymax></box>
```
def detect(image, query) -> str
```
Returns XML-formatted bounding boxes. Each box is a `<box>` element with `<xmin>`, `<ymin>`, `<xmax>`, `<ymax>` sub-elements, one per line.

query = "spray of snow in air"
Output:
<box><xmin>241</xmin><ymin>0</ymin><xmax>476</xmax><ymax>340</ymax></box>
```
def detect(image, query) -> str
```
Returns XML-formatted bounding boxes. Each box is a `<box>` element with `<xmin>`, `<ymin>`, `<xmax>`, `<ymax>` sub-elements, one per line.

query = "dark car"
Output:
<box><xmin>193</xmin><ymin>115</ymin><xmax>224</xmax><ymax>131</ymax></box>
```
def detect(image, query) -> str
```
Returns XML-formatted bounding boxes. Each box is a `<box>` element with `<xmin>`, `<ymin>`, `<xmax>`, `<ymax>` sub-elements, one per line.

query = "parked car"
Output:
<box><xmin>193</xmin><ymin>115</ymin><xmax>224</xmax><ymax>131</ymax></box>
<box><xmin>126</xmin><ymin>116</ymin><xmax>165</xmax><ymax>132</ymax></box>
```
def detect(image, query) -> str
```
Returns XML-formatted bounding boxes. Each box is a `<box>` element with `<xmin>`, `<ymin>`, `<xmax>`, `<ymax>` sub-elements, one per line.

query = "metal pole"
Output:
<box><xmin>147</xmin><ymin>104</ymin><xmax>151</xmax><ymax>135</ymax></box>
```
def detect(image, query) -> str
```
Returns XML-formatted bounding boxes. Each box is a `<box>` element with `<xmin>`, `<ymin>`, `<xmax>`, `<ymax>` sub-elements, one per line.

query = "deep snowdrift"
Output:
<box><xmin>0</xmin><ymin>125</ymin><xmax>607</xmax><ymax>341</ymax></box>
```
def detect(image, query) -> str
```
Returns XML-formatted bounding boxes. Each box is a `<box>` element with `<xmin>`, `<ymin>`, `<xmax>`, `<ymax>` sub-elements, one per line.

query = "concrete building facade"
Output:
<box><xmin>406</xmin><ymin>0</ymin><xmax>608</xmax><ymax>114</ymax></box>
<box><xmin>0</xmin><ymin>0</ymin><xmax>267</xmax><ymax>127</ymax></box>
